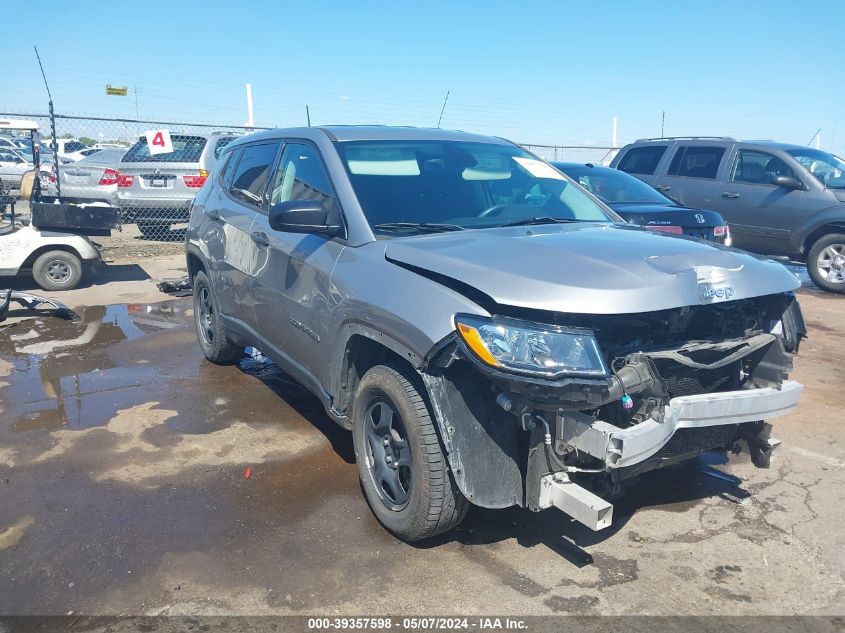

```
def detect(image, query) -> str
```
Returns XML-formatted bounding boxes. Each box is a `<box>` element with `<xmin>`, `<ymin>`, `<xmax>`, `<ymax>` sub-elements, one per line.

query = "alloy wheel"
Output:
<box><xmin>817</xmin><ymin>242</ymin><xmax>845</xmax><ymax>285</ymax></box>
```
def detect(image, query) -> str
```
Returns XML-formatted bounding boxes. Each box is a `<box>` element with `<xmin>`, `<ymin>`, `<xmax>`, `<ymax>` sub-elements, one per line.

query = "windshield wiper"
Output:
<box><xmin>500</xmin><ymin>217</ymin><xmax>588</xmax><ymax>228</ymax></box>
<box><xmin>373</xmin><ymin>222</ymin><xmax>465</xmax><ymax>233</ymax></box>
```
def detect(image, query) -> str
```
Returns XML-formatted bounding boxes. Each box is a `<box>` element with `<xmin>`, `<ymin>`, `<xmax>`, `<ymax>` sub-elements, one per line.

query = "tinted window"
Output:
<box><xmin>64</xmin><ymin>141</ymin><xmax>86</xmax><ymax>153</ymax></box>
<box><xmin>667</xmin><ymin>146</ymin><xmax>725</xmax><ymax>179</ymax></box>
<box><xmin>221</xmin><ymin>148</ymin><xmax>241</xmax><ymax>187</ymax></box>
<box><xmin>121</xmin><ymin>135</ymin><xmax>207</xmax><ymax>163</ymax></box>
<box><xmin>230</xmin><ymin>142</ymin><xmax>280</xmax><ymax>206</ymax></box>
<box><xmin>214</xmin><ymin>136</ymin><xmax>237</xmax><ymax>159</ymax></box>
<box><xmin>731</xmin><ymin>150</ymin><xmax>795</xmax><ymax>184</ymax></box>
<box><xmin>559</xmin><ymin>165</ymin><xmax>669</xmax><ymax>204</ymax></box>
<box><xmin>617</xmin><ymin>146</ymin><xmax>667</xmax><ymax>175</ymax></box>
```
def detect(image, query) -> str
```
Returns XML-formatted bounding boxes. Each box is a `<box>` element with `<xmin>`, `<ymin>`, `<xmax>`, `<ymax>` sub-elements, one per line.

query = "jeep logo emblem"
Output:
<box><xmin>699</xmin><ymin>283</ymin><xmax>735</xmax><ymax>303</ymax></box>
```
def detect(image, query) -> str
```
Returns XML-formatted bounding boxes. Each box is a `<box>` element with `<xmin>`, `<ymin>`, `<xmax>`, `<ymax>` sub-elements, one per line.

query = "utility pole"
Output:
<box><xmin>134</xmin><ymin>87</ymin><xmax>140</xmax><ymax>136</ymax></box>
<box><xmin>245</xmin><ymin>83</ymin><xmax>254</xmax><ymax>128</ymax></box>
<box><xmin>437</xmin><ymin>90</ymin><xmax>450</xmax><ymax>128</ymax></box>
<box><xmin>611</xmin><ymin>116</ymin><xmax>618</xmax><ymax>148</ymax></box>
<box><xmin>661</xmin><ymin>110</ymin><xmax>666</xmax><ymax>137</ymax></box>
<box><xmin>306</xmin><ymin>105</ymin><xmax>311</xmax><ymax>127</ymax></box>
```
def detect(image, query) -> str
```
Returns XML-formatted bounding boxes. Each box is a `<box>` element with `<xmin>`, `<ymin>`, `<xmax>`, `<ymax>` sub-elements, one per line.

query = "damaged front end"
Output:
<box><xmin>422</xmin><ymin>292</ymin><xmax>806</xmax><ymax>531</ymax></box>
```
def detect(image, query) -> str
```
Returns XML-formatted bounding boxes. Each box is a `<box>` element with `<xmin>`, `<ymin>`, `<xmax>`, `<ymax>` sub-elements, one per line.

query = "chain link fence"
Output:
<box><xmin>1</xmin><ymin>112</ymin><xmax>618</xmax><ymax>246</ymax></box>
<box><xmin>520</xmin><ymin>143</ymin><xmax>618</xmax><ymax>165</ymax></box>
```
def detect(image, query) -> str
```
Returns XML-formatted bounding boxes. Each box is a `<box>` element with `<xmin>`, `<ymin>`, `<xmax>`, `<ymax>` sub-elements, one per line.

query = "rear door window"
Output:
<box><xmin>229</xmin><ymin>142</ymin><xmax>281</xmax><ymax>208</ymax></box>
<box><xmin>667</xmin><ymin>146</ymin><xmax>725</xmax><ymax>179</ymax></box>
<box><xmin>731</xmin><ymin>150</ymin><xmax>795</xmax><ymax>184</ymax></box>
<box><xmin>617</xmin><ymin>146</ymin><xmax>667</xmax><ymax>175</ymax></box>
<box><xmin>121</xmin><ymin>135</ymin><xmax>207</xmax><ymax>163</ymax></box>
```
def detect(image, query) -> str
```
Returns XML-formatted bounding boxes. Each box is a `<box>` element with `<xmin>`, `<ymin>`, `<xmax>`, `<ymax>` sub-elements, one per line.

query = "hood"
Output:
<box><xmin>833</xmin><ymin>190</ymin><xmax>845</xmax><ymax>203</ymax></box>
<box><xmin>384</xmin><ymin>223</ymin><xmax>799</xmax><ymax>315</ymax></box>
<box><xmin>609</xmin><ymin>203</ymin><xmax>724</xmax><ymax>228</ymax></box>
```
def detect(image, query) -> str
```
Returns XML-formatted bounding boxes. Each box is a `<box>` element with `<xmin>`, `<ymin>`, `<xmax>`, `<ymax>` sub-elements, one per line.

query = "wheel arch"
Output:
<box><xmin>802</xmin><ymin>222</ymin><xmax>845</xmax><ymax>257</ymax></box>
<box><xmin>186</xmin><ymin>249</ymin><xmax>207</xmax><ymax>281</ymax></box>
<box><xmin>21</xmin><ymin>244</ymin><xmax>82</xmax><ymax>270</ymax></box>
<box><xmin>334</xmin><ymin>328</ymin><xmax>422</xmax><ymax>430</ymax></box>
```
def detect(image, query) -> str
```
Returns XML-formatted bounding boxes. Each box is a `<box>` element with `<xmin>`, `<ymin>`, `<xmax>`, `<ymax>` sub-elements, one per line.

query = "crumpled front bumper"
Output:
<box><xmin>559</xmin><ymin>380</ymin><xmax>803</xmax><ymax>469</ymax></box>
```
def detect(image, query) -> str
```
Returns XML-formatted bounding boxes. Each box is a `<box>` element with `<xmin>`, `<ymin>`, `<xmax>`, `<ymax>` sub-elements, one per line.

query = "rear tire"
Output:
<box><xmin>352</xmin><ymin>364</ymin><xmax>468</xmax><ymax>542</ymax></box>
<box><xmin>807</xmin><ymin>233</ymin><xmax>845</xmax><ymax>293</ymax></box>
<box><xmin>192</xmin><ymin>270</ymin><xmax>243</xmax><ymax>364</ymax></box>
<box><xmin>32</xmin><ymin>250</ymin><xmax>82</xmax><ymax>291</ymax></box>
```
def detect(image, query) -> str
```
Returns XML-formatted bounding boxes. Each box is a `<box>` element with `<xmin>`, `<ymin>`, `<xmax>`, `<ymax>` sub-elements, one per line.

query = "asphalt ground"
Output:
<box><xmin>0</xmin><ymin>254</ymin><xmax>843</xmax><ymax>618</ymax></box>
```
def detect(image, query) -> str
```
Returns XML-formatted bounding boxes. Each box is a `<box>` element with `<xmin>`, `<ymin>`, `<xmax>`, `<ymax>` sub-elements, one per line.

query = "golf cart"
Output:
<box><xmin>0</xmin><ymin>119</ymin><xmax>120</xmax><ymax>291</ymax></box>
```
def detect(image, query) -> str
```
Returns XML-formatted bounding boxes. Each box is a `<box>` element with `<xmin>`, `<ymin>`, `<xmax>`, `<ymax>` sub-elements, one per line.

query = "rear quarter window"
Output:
<box><xmin>214</xmin><ymin>137</ymin><xmax>237</xmax><ymax>159</ymax></box>
<box><xmin>617</xmin><ymin>146</ymin><xmax>667</xmax><ymax>175</ymax></box>
<box><xmin>121</xmin><ymin>135</ymin><xmax>207</xmax><ymax>163</ymax></box>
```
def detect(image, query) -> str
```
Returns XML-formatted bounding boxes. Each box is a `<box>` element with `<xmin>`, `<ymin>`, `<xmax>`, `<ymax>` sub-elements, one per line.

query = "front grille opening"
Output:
<box><xmin>652</xmin><ymin>359</ymin><xmax>740</xmax><ymax>398</ymax></box>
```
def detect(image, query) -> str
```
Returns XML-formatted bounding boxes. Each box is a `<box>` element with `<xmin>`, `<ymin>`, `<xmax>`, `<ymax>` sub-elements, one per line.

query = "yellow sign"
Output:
<box><xmin>105</xmin><ymin>85</ymin><xmax>128</xmax><ymax>96</ymax></box>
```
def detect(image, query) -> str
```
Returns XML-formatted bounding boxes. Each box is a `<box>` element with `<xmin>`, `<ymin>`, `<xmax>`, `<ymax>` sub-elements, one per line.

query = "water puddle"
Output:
<box><xmin>0</xmin><ymin>301</ymin><xmax>189</xmax><ymax>431</ymax></box>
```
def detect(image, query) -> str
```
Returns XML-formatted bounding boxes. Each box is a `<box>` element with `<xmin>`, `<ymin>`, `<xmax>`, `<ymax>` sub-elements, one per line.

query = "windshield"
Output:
<box><xmin>787</xmin><ymin>149</ymin><xmax>845</xmax><ymax>190</ymax></box>
<box><xmin>555</xmin><ymin>164</ymin><xmax>670</xmax><ymax>204</ymax></box>
<box><xmin>336</xmin><ymin>140</ymin><xmax>617</xmax><ymax>235</ymax></box>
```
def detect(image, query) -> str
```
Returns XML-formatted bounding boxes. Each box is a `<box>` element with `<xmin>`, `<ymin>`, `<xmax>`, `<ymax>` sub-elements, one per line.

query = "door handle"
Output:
<box><xmin>722</xmin><ymin>192</ymin><xmax>741</xmax><ymax>199</ymax></box>
<box><xmin>206</xmin><ymin>209</ymin><xmax>221</xmax><ymax>221</ymax></box>
<box><xmin>250</xmin><ymin>230</ymin><xmax>270</xmax><ymax>247</ymax></box>
<box><xmin>655</xmin><ymin>185</ymin><xmax>671</xmax><ymax>192</ymax></box>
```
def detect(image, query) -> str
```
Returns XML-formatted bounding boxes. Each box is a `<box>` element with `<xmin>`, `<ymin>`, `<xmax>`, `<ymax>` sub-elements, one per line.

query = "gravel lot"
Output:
<box><xmin>0</xmin><ymin>254</ymin><xmax>843</xmax><ymax>617</ymax></box>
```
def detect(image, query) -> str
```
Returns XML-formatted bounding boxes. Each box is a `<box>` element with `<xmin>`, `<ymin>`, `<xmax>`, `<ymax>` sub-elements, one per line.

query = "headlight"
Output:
<box><xmin>454</xmin><ymin>314</ymin><xmax>609</xmax><ymax>378</ymax></box>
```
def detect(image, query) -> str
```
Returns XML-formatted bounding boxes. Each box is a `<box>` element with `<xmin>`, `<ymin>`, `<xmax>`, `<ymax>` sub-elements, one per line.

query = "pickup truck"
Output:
<box><xmin>186</xmin><ymin>126</ymin><xmax>805</xmax><ymax>541</ymax></box>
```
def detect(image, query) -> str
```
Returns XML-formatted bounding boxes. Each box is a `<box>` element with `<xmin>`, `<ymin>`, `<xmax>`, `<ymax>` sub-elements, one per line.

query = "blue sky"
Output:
<box><xmin>3</xmin><ymin>1</ymin><xmax>843</xmax><ymax>153</ymax></box>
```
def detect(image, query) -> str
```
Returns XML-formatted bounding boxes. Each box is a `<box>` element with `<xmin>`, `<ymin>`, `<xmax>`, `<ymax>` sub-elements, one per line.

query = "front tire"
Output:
<box><xmin>192</xmin><ymin>270</ymin><xmax>243</xmax><ymax>364</ymax></box>
<box><xmin>807</xmin><ymin>233</ymin><xmax>845</xmax><ymax>293</ymax></box>
<box><xmin>32</xmin><ymin>250</ymin><xmax>82</xmax><ymax>291</ymax></box>
<box><xmin>352</xmin><ymin>364</ymin><xmax>468</xmax><ymax>541</ymax></box>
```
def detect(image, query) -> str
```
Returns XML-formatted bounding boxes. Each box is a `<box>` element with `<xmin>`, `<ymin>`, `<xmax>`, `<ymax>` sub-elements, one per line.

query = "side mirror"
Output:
<box><xmin>269</xmin><ymin>199</ymin><xmax>340</xmax><ymax>235</ymax></box>
<box><xmin>771</xmin><ymin>175</ymin><xmax>803</xmax><ymax>190</ymax></box>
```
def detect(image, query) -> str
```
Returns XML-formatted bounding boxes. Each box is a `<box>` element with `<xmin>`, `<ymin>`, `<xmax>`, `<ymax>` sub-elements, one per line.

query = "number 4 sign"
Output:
<box><xmin>144</xmin><ymin>129</ymin><xmax>173</xmax><ymax>155</ymax></box>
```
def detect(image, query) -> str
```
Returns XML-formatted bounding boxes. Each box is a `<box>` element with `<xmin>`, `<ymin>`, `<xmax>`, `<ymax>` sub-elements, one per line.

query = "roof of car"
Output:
<box><xmin>230</xmin><ymin>125</ymin><xmax>515</xmax><ymax>147</ymax></box>
<box><xmin>552</xmin><ymin>161</ymin><xmax>618</xmax><ymax>173</ymax></box>
<box><xmin>628</xmin><ymin>137</ymin><xmax>810</xmax><ymax>151</ymax></box>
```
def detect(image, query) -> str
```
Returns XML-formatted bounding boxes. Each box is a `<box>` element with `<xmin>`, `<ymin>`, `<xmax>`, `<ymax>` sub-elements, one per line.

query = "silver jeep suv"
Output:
<box><xmin>186</xmin><ymin>126</ymin><xmax>805</xmax><ymax>542</ymax></box>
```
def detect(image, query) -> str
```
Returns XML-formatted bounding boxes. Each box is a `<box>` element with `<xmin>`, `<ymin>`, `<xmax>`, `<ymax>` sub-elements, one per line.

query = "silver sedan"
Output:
<box><xmin>43</xmin><ymin>147</ymin><xmax>126</xmax><ymax>204</ymax></box>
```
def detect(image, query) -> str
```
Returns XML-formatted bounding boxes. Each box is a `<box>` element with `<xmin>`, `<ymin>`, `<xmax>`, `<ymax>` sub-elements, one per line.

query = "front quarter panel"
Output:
<box><xmin>327</xmin><ymin>241</ymin><xmax>490</xmax><ymax>400</ymax></box>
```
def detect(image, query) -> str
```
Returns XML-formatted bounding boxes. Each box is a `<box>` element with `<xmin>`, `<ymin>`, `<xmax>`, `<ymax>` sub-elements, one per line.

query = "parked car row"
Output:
<box><xmin>611</xmin><ymin>137</ymin><xmax>845</xmax><ymax>292</ymax></box>
<box><xmin>39</xmin><ymin>131</ymin><xmax>240</xmax><ymax>237</ymax></box>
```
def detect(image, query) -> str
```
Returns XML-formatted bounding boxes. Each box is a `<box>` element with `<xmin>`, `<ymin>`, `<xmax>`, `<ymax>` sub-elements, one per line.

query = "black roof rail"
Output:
<box><xmin>634</xmin><ymin>136</ymin><xmax>736</xmax><ymax>142</ymax></box>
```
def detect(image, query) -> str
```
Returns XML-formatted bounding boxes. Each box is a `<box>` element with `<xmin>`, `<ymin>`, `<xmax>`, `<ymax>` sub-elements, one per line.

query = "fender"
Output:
<box><xmin>787</xmin><ymin>205</ymin><xmax>845</xmax><ymax>256</ymax></box>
